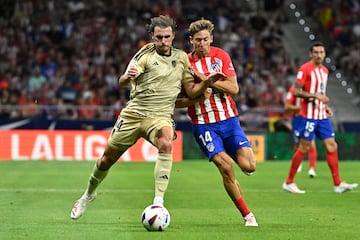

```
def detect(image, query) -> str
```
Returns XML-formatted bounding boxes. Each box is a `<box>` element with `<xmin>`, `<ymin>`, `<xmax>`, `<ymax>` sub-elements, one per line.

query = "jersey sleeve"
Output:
<box><xmin>285</xmin><ymin>86</ymin><xmax>295</xmax><ymax>104</ymax></box>
<box><xmin>181</xmin><ymin>51</ymin><xmax>195</xmax><ymax>84</ymax></box>
<box><xmin>128</xmin><ymin>43</ymin><xmax>154</xmax><ymax>75</ymax></box>
<box><xmin>295</xmin><ymin>64</ymin><xmax>307</xmax><ymax>86</ymax></box>
<box><xmin>219</xmin><ymin>50</ymin><xmax>236</xmax><ymax>77</ymax></box>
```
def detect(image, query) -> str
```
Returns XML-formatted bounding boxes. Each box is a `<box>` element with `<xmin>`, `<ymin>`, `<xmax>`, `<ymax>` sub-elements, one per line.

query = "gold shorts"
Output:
<box><xmin>107</xmin><ymin>115</ymin><xmax>175</xmax><ymax>151</ymax></box>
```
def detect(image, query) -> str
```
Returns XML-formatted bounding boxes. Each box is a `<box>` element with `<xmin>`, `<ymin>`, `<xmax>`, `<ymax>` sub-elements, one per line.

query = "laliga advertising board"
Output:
<box><xmin>0</xmin><ymin>130</ymin><xmax>183</xmax><ymax>161</ymax></box>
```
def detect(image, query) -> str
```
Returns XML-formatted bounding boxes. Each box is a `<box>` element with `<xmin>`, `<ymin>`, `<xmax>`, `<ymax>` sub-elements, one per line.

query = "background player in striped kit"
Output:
<box><xmin>176</xmin><ymin>19</ymin><xmax>258</xmax><ymax>227</ymax></box>
<box><xmin>282</xmin><ymin>42</ymin><xmax>358</xmax><ymax>194</ymax></box>
<box><xmin>285</xmin><ymin>85</ymin><xmax>317</xmax><ymax>178</ymax></box>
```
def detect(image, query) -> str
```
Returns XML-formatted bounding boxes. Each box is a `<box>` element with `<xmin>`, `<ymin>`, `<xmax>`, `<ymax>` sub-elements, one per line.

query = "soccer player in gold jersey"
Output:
<box><xmin>70</xmin><ymin>15</ymin><xmax>220</xmax><ymax>220</ymax></box>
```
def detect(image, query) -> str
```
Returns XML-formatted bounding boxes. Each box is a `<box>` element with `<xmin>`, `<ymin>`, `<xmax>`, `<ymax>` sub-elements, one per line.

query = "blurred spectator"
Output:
<box><xmin>20</xmin><ymin>95</ymin><xmax>40</xmax><ymax>117</ymax></box>
<box><xmin>77</xmin><ymin>90</ymin><xmax>96</xmax><ymax>119</ymax></box>
<box><xmin>40</xmin><ymin>57</ymin><xmax>57</xmax><ymax>80</ymax></box>
<box><xmin>28</xmin><ymin>66</ymin><xmax>47</xmax><ymax>92</ymax></box>
<box><xmin>104</xmin><ymin>64</ymin><xmax>119</xmax><ymax>92</ymax></box>
<box><xmin>0</xmin><ymin>89</ymin><xmax>10</xmax><ymax>117</ymax></box>
<box><xmin>56</xmin><ymin>79</ymin><xmax>77</xmax><ymax>104</ymax></box>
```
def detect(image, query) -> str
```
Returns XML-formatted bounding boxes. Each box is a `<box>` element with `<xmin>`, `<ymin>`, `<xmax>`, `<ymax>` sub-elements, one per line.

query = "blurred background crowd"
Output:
<box><xmin>0</xmin><ymin>0</ymin><xmax>359</xmax><ymax>128</ymax></box>
<box><xmin>307</xmin><ymin>0</ymin><xmax>360</xmax><ymax>95</ymax></box>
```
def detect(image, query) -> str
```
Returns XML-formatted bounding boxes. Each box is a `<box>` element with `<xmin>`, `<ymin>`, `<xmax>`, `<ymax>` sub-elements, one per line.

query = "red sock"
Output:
<box><xmin>326</xmin><ymin>150</ymin><xmax>341</xmax><ymax>186</ymax></box>
<box><xmin>308</xmin><ymin>146</ymin><xmax>317</xmax><ymax>169</ymax></box>
<box><xmin>286</xmin><ymin>149</ymin><xmax>306</xmax><ymax>184</ymax></box>
<box><xmin>233</xmin><ymin>197</ymin><xmax>250</xmax><ymax>217</ymax></box>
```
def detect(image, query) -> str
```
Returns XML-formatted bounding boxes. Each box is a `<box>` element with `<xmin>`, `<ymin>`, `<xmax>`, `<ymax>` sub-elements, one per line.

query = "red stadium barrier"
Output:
<box><xmin>0</xmin><ymin>130</ymin><xmax>183</xmax><ymax>162</ymax></box>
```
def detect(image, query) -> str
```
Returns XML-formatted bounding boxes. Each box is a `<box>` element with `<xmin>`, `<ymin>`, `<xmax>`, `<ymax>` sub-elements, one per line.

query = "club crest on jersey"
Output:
<box><xmin>294</xmin><ymin>130</ymin><xmax>300</xmax><ymax>137</ymax></box>
<box><xmin>211</xmin><ymin>62</ymin><xmax>221</xmax><ymax>72</ymax></box>
<box><xmin>304</xmin><ymin>131</ymin><xmax>310</xmax><ymax>138</ymax></box>
<box><xmin>172</xmin><ymin>60</ymin><xmax>176</xmax><ymax>67</ymax></box>
<box><xmin>206</xmin><ymin>143</ymin><xmax>215</xmax><ymax>152</ymax></box>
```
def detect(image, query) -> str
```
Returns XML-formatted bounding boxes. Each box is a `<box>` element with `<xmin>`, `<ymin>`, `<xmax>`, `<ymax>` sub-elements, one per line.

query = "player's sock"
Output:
<box><xmin>286</xmin><ymin>149</ymin><xmax>305</xmax><ymax>184</ymax></box>
<box><xmin>308</xmin><ymin>146</ymin><xmax>317</xmax><ymax>169</ymax></box>
<box><xmin>153</xmin><ymin>196</ymin><xmax>164</xmax><ymax>205</ymax></box>
<box><xmin>326</xmin><ymin>150</ymin><xmax>341</xmax><ymax>186</ymax></box>
<box><xmin>87</xmin><ymin>162</ymin><xmax>108</xmax><ymax>194</ymax></box>
<box><xmin>154</xmin><ymin>153</ymin><xmax>172</xmax><ymax>199</ymax></box>
<box><xmin>233</xmin><ymin>197</ymin><xmax>251</xmax><ymax>217</ymax></box>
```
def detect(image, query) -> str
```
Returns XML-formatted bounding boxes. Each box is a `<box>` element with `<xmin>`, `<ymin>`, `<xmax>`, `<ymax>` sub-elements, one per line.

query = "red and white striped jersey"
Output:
<box><xmin>285</xmin><ymin>85</ymin><xmax>301</xmax><ymax>117</ymax></box>
<box><xmin>187</xmin><ymin>46</ymin><xmax>238</xmax><ymax>124</ymax></box>
<box><xmin>295</xmin><ymin>61</ymin><xmax>329</xmax><ymax>120</ymax></box>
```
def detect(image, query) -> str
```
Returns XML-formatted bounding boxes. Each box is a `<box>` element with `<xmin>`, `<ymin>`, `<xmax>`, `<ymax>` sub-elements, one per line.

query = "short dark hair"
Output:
<box><xmin>310</xmin><ymin>41</ymin><xmax>325</xmax><ymax>52</ymax></box>
<box><xmin>146</xmin><ymin>15</ymin><xmax>177</xmax><ymax>34</ymax></box>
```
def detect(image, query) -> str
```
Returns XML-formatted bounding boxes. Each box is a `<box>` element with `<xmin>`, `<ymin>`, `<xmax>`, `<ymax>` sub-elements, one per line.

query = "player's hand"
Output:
<box><xmin>206</xmin><ymin>72</ymin><xmax>225</xmax><ymax>84</ymax></box>
<box><xmin>119</xmin><ymin>63</ymin><xmax>138</xmax><ymax>87</ymax></box>
<box><xmin>325</xmin><ymin>105</ymin><xmax>333</xmax><ymax>117</ymax></box>
<box><xmin>204</xmin><ymin>88</ymin><xmax>212</xmax><ymax>99</ymax></box>
<box><xmin>316</xmin><ymin>94</ymin><xmax>329</xmax><ymax>103</ymax></box>
<box><xmin>192</xmin><ymin>69</ymin><xmax>225</xmax><ymax>84</ymax></box>
<box><xmin>126</xmin><ymin>64</ymin><xmax>138</xmax><ymax>79</ymax></box>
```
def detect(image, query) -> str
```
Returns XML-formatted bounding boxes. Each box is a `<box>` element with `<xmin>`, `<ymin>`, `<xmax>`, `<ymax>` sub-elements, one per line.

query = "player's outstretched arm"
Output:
<box><xmin>293</xmin><ymin>83</ymin><xmax>329</xmax><ymax>103</ymax></box>
<box><xmin>175</xmin><ymin>88</ymin><xmax>212</xmax><ymax>108</ymax></box>
<box><xmin>210</xmin><ymin>75</ymin><xmax>239</xmax><ymax>95</ymax></box>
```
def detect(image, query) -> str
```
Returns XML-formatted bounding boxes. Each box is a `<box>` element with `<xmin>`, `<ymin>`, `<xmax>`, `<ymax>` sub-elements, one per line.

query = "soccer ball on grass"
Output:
<box><xmin>141</xmin><ymin>204</ymin><xmax>170</xmax><ymax>231</ymax></box>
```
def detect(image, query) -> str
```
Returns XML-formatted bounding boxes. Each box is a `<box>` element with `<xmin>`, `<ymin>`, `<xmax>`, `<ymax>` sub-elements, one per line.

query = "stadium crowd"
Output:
<box><xmin>306</xmin><ymin>0</ymin><xmax>360</xmax><ymax>95</ymax></box>
<box><xmin>0</xmin><ymin>0</ymin><xmax>357</xmax><ymax>124</ymax></box>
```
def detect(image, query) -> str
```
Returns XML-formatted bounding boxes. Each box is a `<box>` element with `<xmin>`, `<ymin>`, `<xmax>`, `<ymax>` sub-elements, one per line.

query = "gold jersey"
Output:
<box><xmin>121</xmin><ymin>43</ymin><xmax>193</xmax><ymax>118</ymax></box>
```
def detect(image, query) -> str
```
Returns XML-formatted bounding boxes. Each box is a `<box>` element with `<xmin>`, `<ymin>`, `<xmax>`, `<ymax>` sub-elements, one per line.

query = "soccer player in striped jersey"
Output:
<box><xmin>285</xmin><ymin>85</ymin><xmax>317</xmax><ymax>177</ymax></box>
<box><xmin>176</xmin><ymin>19</ymin><xmax>258</xmax><ymax>227</ymax></box>
<box><xmin>70</xmin><ymin>15</ymin><xmax>220</xmax><ymax>220</ymax></box>
<box><xmin>282</xmin><ymin>42</ymin><xmax>358</xmax><ymax>194</ymax></box>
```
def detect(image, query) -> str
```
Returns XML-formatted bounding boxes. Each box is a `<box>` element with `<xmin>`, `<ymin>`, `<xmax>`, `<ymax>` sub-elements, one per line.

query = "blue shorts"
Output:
<box><xmin>291</xmin><ymin>116</ymin><xmax>301</xmax><ymax>145</ymax></box>
<box><xmin>191</xmin><ymin>117</ymin><xmax>251</xmax><ymax>160</ymax></box>
<box><xmin>297</xmin><ymin>116</ymin><xmax>335</xmax><ymax>141</ymax></box>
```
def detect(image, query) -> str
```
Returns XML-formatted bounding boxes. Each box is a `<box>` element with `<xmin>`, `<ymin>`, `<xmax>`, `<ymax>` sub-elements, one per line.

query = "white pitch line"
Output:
<box><xmin>0</xmin><ymin>188</ymin><xmax>153</xmax><ymax>193</ymax></box>
<box><xmin>0</xmin><ymin>188</ymin><xmax>354</xmax><ymax>193</ymax></box>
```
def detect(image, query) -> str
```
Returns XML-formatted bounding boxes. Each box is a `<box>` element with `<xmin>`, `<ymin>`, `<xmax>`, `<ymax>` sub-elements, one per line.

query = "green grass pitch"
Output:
<box><xmin>0</xmin><ymin>160</ymin><xmax>358</xmax><ymax>240</ymax></box>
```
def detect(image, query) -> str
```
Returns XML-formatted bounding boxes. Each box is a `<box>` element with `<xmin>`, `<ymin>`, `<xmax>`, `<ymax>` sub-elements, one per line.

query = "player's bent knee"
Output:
<box><xmin>156</xmin><ymin>138</ymin><xmax>173</xmax><ymax>153</ymax></box>
<box><xmin>324</xmin><ymin>140</ymin><xmax>338</xmax><ymax>152</ymax></box>
<box><xmin>237</xmin><ymin>154</ymin><xmax>256</xmax><ymax>172</ymax></box>
<box><xmin>247</xmin><ymin>160</ymin><xmax>256</xmax><ymax>173</ymax></box>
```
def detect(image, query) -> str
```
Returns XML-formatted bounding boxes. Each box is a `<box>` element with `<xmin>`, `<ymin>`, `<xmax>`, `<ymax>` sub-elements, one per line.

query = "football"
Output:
<box><xmin>141</xmin><ymin>204</ymin><xmax>171</xmax><ymax>231</ymax></box>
